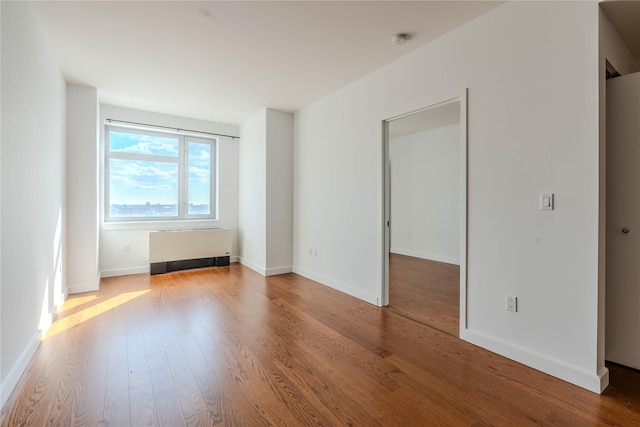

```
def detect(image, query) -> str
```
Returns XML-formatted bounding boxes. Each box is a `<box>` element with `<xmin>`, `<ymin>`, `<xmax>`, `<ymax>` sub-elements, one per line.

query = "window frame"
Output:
<box><xmin>104</xmin><ymin>124</ymin><xmax>217</xmax><ymax>222</ymax></box>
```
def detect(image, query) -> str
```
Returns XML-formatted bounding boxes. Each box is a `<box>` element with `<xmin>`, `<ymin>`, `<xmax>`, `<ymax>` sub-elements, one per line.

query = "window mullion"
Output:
<box><xmin>212</xmin><ymin>140</ymin><xmax>217</xmax><ymax>218</ymax></box>
<box><xmin>104</xmin><ymin>124</ymin><xmax>216</xmax><ymax>222</ymax></box>
<box><xmin>108</xmin><ymin>151</ymin><xmax>179</xmax><ymax>163</ymax></box>
<box><xmin>179</xmin><ymin>136</ymin><xmax>187</xmax><ymax>219</ymax></box>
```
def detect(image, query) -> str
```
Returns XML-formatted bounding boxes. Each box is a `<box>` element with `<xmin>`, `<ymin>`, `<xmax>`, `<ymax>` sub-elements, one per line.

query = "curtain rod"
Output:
<box><xmin>105</xmin><ymin>118</ymin><xmax>239</xmax><ymax>140</ymax></box>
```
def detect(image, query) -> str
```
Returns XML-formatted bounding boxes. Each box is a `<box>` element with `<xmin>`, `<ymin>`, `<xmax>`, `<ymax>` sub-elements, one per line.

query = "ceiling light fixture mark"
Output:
<box><xmin>392</xmin><ymin>33</ymin><xmax>410</xmax><ymax>46</ymax></box>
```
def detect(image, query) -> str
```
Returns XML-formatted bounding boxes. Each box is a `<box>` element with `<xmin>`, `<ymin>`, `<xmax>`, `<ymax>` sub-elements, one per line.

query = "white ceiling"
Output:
<box><xmin>31</xmin><ymin>1</ymin><xmax>501</xmax><ymax>125</ymax></box>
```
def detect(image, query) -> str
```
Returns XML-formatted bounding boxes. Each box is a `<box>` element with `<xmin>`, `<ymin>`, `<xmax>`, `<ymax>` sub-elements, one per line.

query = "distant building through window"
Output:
<box><xmin>105</xmin><ymin>125</ymin><xmax>216</xmax><ymax>221</ymax></box>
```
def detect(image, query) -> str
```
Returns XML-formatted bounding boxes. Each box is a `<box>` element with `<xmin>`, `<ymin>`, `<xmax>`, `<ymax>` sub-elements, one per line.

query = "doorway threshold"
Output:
<box><xmin>385</xmin><ymin>305</ymin><xmax>458</xmax><ymax>337</ymax></box>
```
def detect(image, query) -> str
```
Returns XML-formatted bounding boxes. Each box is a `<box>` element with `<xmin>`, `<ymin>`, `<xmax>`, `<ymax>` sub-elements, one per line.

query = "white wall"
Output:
<box><xmin>294</xmin><ymin>1</ymin><xmax>604</xmax><ymax>392</ymax></box>
<box><xmin>67</xmin><ymin>84</ymin><xmax>99</xmax><ymax>293</ymax></box>
<box><xmin>99</xmin><ymin>105</ymin><xmax>240</xmax><ymax>277</ymax></box>
<box><xmin>239</xmin><ymin>108</ymin><xmax>294</xmax><ymax>275</ymax></box>
<box><xmin>239</xmin><ymin>110</ymin><xmax>267</xmax><ymax>271</ymax></box>
<box><xmin>389</xmin><ymin>124</ymin><xmax>460</xmax><ymax>264</ymax></box>
<box><xmin>265</xmin><ymin>109</ymin><xmax>294</xmax><ymax>274</ymax></box>
<box><xmin>1</xmin><ymin>1</ymin><xmax>67</xmax><ymax>406</ymax></box>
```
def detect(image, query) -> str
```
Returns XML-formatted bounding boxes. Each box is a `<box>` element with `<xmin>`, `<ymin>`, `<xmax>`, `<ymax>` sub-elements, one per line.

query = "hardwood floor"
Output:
<box><xmin>2</xmin><ymin>264</ymin><xmax>640</xmax><ymax>426</ymax></box>
<box><xmin>389</xmin><ymin>254</ymin><xmax>459</xmax><ymax>336</ymax></box>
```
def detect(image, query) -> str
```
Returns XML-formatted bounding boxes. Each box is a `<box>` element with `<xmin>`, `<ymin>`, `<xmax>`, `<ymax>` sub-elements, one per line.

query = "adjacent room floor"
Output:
<box><xmin>388</xmin><ymin>253</ymin><xmax>459</xmax><ymax>336</ymax></box>
<box><xmin>2</xmin><ymin>264</ymin><xmax>639</xmax><ymax>426</ymax></box>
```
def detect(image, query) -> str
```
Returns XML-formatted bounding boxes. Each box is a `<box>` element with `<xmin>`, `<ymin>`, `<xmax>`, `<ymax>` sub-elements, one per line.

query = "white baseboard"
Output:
<box><xmin>238</xmin><ymin>259</ymin><xmax>292</xmax><ymax>277</ymax></box>
<box><xmin>1</xmin><ymin>331</ymin><xmax>40</xmax><ymax>410</ymax></box>
<box><xmin>462</xmin><ymin>328</ymin><xmax>609</xmax><ymax>394</ymax></box>
<box><xmin>265</xmin><ymin>266</ymin><xmax>293</xmax><ymax>276</ymax></box>
<box><xmin>390</xmin><ymin>247</ymin><xmax>459</xmax><ymax>265</ymax></box>
<box><xmin>100</xmin><ymin>266</ymin><xmax>149</xmax><ymax>278</ymax></box>
<box><xmin>101</xmin><ymin>257</ymin><xmax>238</xmax><ymax>279</ymax></box>
<box><xmin>55</xmin><ymin>287</ymin><xmax>68</xmax><ymax>312</ymax></box>
<box><xmin>292</xmin><ymin>266</ymin><xmax>379</xmax><ymax>306</ymax></box>
<box><xmin>68</xmin><ymin>275</ymin><xmax>101</xmax><ymax>294</ymax></box>
<box><xmin>39</xmin><ymin>312</ymin><xmax>53</xmax><ymax>338</ymax></box>
<box><xmin>239</xmin><ymin>258</ymin><xmax>267</xmax><ymax>276</ymax></box>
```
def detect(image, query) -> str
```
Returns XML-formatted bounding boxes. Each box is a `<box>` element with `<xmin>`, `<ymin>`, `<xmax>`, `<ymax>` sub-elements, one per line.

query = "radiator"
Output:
<box><xmin>149</xmin><ymin>228</ymin><xmax>232</xmax><ymax>275</ymax></box>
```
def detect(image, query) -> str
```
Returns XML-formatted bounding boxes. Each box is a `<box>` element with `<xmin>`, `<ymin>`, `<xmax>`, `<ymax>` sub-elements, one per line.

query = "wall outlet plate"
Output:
<box><xmin>506</xmin><ymin>295</ymin><xmax>518</xmax><ymax>312</ymax></box>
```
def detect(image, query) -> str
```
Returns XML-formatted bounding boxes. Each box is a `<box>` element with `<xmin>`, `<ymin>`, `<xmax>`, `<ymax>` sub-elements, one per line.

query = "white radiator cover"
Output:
<box><xmin>149</xmin><ymin>228</ymin><xmax>231</xmax><ymax>263</ymax></box>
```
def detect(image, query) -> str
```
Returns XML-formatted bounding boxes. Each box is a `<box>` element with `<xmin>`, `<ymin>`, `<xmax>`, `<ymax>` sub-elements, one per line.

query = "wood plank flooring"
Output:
<box><xmin>389</xmin><ymin>254</ymin><xmax>459</xmax><ymax>336</ymax></box>
<box><xmin>2</xmin><ymin>264</ymin><xmax>640</xmax><ymax>426</ymax></box>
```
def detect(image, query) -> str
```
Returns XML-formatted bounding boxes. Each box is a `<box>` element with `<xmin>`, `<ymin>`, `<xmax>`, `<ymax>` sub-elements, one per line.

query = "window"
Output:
<box><xmin>105</xmin><ymin>125</ymin><xmax>216</xmax><ymax>221</ymax></box>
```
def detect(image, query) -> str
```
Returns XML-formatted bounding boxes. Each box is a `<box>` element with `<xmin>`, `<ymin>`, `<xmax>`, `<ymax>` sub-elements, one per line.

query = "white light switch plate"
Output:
<box><xmin>540</xmin><ymin>193</ymin><xmax>554</xmax><ymax>211</ymax></box>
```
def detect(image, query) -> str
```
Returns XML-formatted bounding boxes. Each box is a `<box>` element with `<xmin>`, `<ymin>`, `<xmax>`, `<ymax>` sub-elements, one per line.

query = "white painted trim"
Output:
<box><xmin>39</xmin><ymin>311</ymin><xmax>53</xmax><ymax>338</ymax></box>
<box><xmin>68</xmin><ymin>275</ymin><xmax>101</xmax><ymax>294</ymax></box>
<box><xmin>293</xmin><ymin>266</ymin><xmax>379</xmax><ymax>306</ymax></box>
<box><xmin>265</xmin><ymin>266</ymin><xmax>293</xmax><ymax>276</ymax></box>
<box><xmin>40</xmin><ymin>289</ymin><xmax>68</xmax><ymax>337</ymax></box>
<box><xmin>462</xmin><ymin>328</ymin><xmax>609</xmax><ymax>394</ymax></box>
<box><xmin>381</xmin><ymin>118</ymin><xmax>390</xmax><ymax>306</ymax></box>
<box><xmin>0</xmin><ymin>331</ymin><xmax>40</xmax><ymax>409</ymax></box>
<box><xmin>102</xmin><ymin>258</ymin><xmax>238</xmax><ymax>279</ymax></box>
<box><xmin>55</xmin><ymin>287</ymin><xmax>68</xmax><ymax>312</ymax></box>
<box><xmin>239</xmin><ymin>258</ymin><xmax>267</xmax><ymax>276</ymax></box>
<box><xmin>390</xmin><ymin>247</ymin><xmax>460</xmax><ymax>265</ymax></box>
<box><xmin>101</xmin><ymin>266</ymin><xmax>149</xmax><ymax>279</ymax></box>
<box><xmin>458</xmin><ymin>88</ymin><xmax>468</xmax><ymax>334</ymax></box>
<box><xmin>598</xmin><ymin>367</ymin><xmax>610</xmax><ymax>393</ymax></box>
<box><xmin>381</xmin><ymin>90</ymin><xmax>468</xmax><ymax>320</ymax></box>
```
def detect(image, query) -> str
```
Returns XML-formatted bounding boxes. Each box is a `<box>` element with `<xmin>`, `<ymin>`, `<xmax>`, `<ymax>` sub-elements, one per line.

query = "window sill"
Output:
<box><xmin>101</xmin><ymin>219</ymin><xmax>221</xmax><ymax>232</ymax></box>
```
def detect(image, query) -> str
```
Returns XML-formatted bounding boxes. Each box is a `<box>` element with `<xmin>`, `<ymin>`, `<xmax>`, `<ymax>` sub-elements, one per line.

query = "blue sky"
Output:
<box><xmin>109</xmin><ymin>131</ymin><xmax>211</xmax><ymax>210</ymax></box>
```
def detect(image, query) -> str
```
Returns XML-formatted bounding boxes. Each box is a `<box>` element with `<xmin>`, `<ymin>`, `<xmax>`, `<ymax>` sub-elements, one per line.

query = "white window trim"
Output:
<box><xmin>104</xmin><ymin>124</ymin><xmax>218</xmax><ymax>222</ymax></box>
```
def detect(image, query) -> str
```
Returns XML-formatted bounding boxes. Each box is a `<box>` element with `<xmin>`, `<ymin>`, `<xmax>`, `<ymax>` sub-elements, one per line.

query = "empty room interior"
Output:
<box><xmin>2</xmin><ymin>0</ymin><xmax>640</xmax><ymax>425</ymax></box>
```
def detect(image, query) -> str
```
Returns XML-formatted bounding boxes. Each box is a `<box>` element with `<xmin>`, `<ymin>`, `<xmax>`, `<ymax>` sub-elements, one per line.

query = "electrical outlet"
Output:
<box><xmin>124</xmin><ymin>244</ymin><xmax>130</xmax><ymax>253</ymax></box>
<box><xmin>506</xmin><ymin>295</ymin><xmax>518</xmax><ymax>312</ymax></box>
<box><xmin>308</xmin><ymin>248</ymin><xmax>313</xmax><ymax>256</ymax></box>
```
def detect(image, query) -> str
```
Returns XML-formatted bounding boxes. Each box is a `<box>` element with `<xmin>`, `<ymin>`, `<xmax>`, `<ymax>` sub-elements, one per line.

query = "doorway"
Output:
<box><xmin>382</xmin><ymin>93</ymin><xmax>467</xmax><ymax>337</ymax></box>
<box><xmin>606</xmin><ymin>70</ymin><xmax>640</xmax><ymax>371</ymax></box>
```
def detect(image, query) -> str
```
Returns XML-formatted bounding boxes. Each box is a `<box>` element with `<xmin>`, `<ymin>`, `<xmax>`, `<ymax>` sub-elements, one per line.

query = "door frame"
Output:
<box><xmin>381</xmin><ymin>89</ymin><xmax>468</xmax><ymax>336</ymax></box>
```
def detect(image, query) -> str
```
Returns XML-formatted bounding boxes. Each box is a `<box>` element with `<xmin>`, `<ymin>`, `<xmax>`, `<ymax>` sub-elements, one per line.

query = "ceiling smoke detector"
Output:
<box><xmin>392</xmin><ymin>33</ymin><xmax>410</xmax><ymax>46</ymax></box>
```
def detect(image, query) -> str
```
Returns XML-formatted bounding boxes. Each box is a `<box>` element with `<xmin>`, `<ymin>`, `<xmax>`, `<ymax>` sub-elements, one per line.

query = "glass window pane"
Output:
<box><xmin>109</xmin><ymin>158</ymin><xmax>178</xmax><ymax>217</ymax></box>
<box><xmin>187</xmin><ymin>141</ymin><xmax>211</xmax><ymax>215</ymax></box>
<box><xmin>109</xmin><ymin>130</ymin><xmax>179</xmax><ymax>157</ymax></box>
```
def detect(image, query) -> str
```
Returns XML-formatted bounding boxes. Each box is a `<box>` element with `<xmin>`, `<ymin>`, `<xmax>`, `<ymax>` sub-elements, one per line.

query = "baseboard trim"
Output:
<box><xmin>55</xmin><ymin>287</ymin><xmax>68</xmax><ymax>312</ymax></box>
<box><xmin>390</xmin><ymin>247</ymin><xmax>459</xmax><ymax>265</ymax></box>
<box><xmin>265</xmin><ymin>266</ymin><xmax>293</xmax><ymax>276</ymax></box>
<box><xmin>239</xmin><ymin>258</ymin><xmax>267</xmax><ymax>276</ymax></box>
<box><xmin>462</xmin><ymin>328</ymin><xmax>608</xmax><ymax>394</ymax></box>
<box><xmin>68</xmin><ymin>275</ymin><xmax>101</xmax><ymax>294</ymax></box>
<box><xmin>101</xmin><ymin>259</ymin><xmax>239</xmax><ymax>278</ymax></box>
<box><xmin>1</xmin><ymin>331</ymin><xmax>40</xmax><ymax>410</ymax></box>
<box><xmin>100</xmin><ymin>266</ymin><xmax>149</xmax><ymax>278</ymax></box>
<box><xmin>292</xmin><ymin>266</ymin><xmax>379</xmax><ymax>306</ymax></box>
<box><xmin>38</xmin><ymin>312</ymin><xmax>53</xmax><ymax>338</ymax></box>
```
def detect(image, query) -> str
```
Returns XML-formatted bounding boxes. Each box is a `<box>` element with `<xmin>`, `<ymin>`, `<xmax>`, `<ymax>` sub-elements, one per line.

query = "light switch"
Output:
<box><xmin>540</xmin><ymin>193</ymin><xmax>554</xmax><ymax>211</ymax></box>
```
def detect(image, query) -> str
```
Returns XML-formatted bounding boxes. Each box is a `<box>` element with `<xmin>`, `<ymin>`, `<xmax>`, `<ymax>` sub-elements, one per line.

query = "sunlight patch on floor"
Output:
<box><xmin>45</xmin><ymin>290</ymin><xmax>149</xmax><ymax>338</ymax></box>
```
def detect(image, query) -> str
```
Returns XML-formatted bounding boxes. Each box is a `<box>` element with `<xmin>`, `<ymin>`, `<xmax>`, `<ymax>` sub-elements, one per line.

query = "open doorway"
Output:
<box><xmin>382</xmin><ymin>94</ymin><xmax>467</xmax><ymax>337</ymax></box>
<box><xmin>606</xmin><ymin>69</ymin><xmax>640</xmax><ymax>371</ymax></box>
